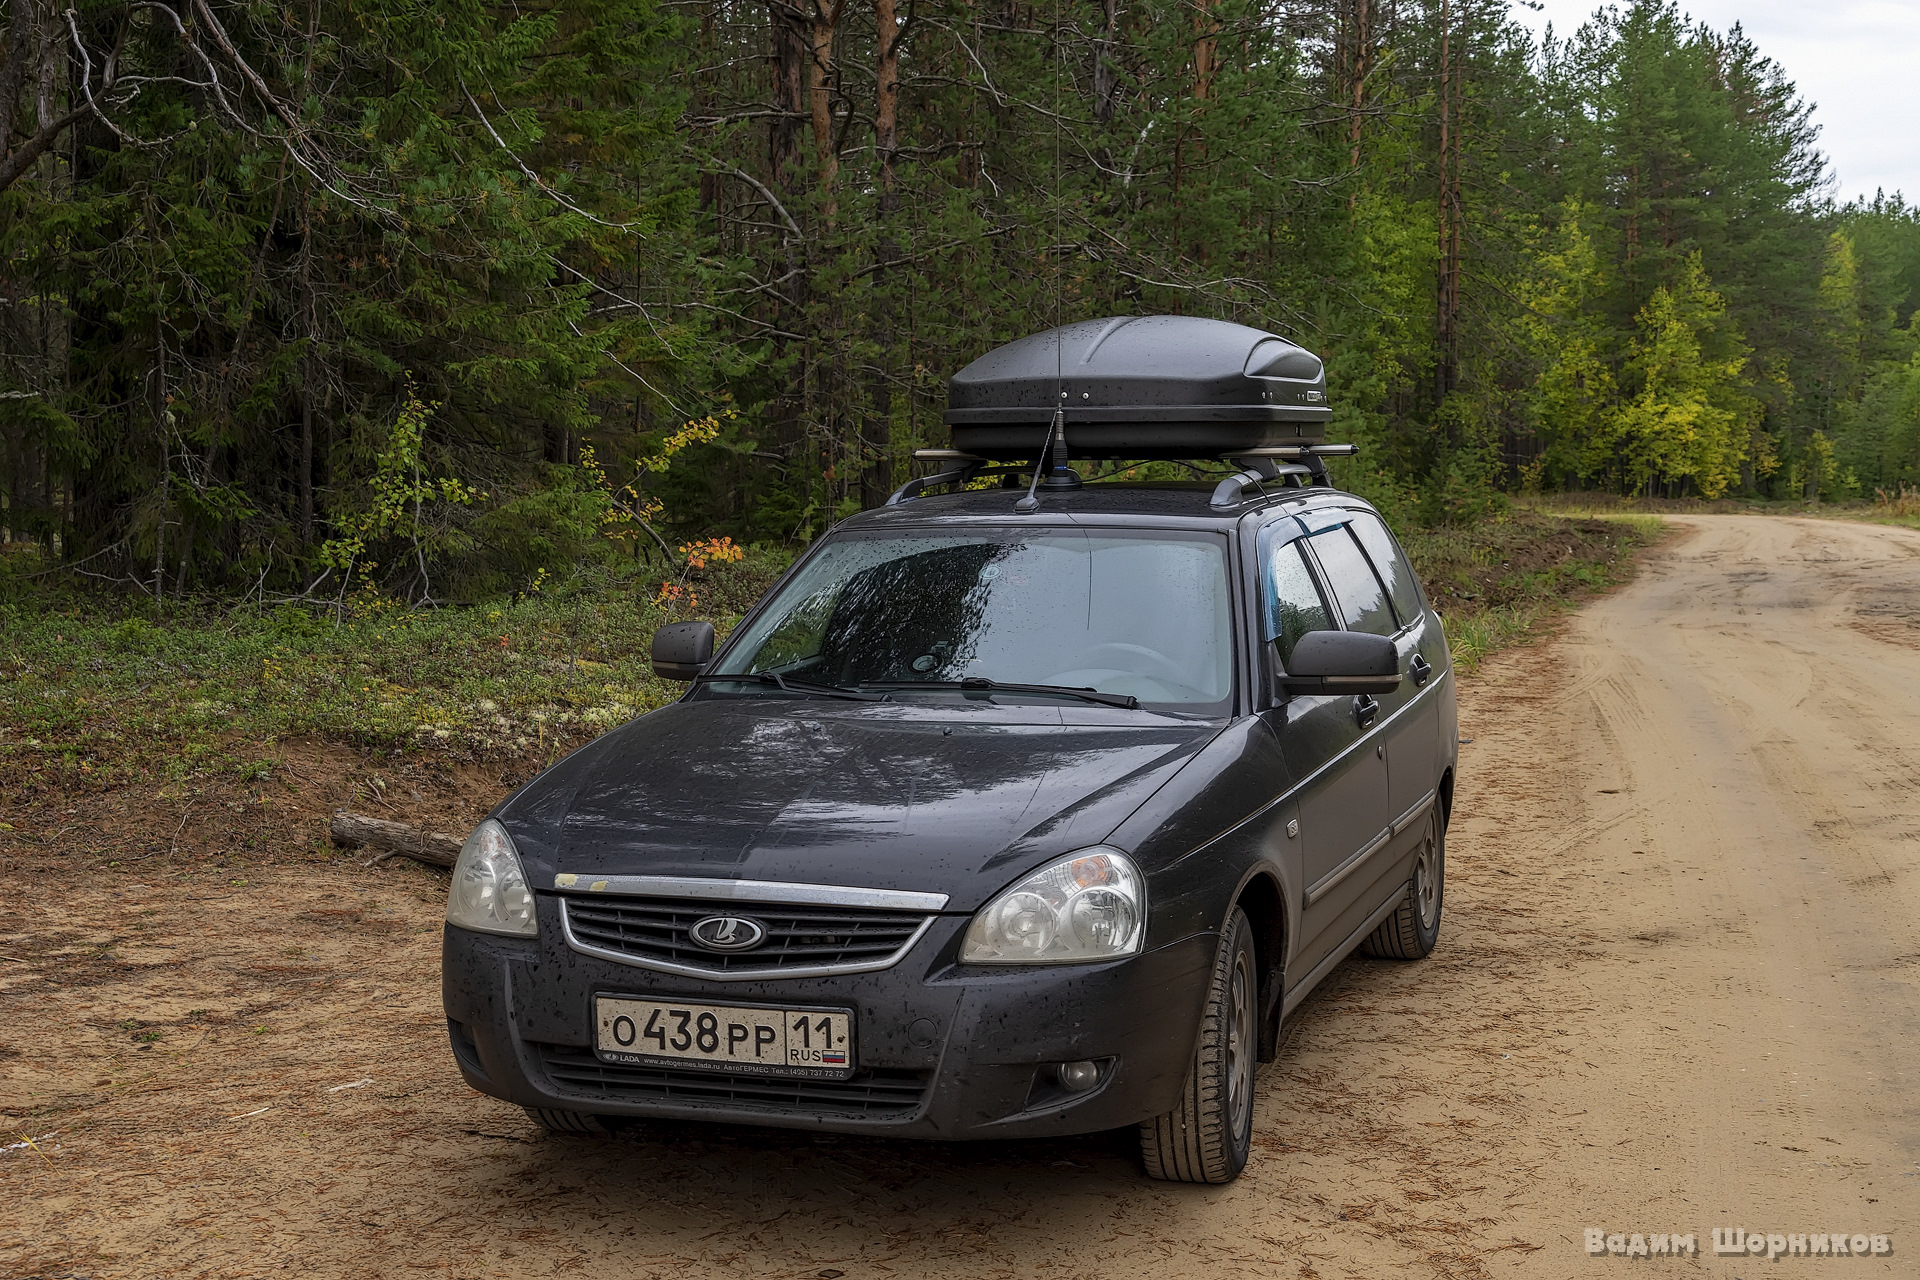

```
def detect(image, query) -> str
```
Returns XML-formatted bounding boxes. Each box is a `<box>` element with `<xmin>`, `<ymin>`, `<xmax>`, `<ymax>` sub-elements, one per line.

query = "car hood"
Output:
<box><xmin>497</xmin><ymin>697</ymin><xmax>1223</xmax><ymax>911</ymax></box>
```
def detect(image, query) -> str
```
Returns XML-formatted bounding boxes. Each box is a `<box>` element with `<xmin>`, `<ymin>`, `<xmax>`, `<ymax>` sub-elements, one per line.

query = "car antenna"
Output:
<box><xmin>1014</xmin><ymin>408</ymin><xmax>1062</xmax><ymax>515</ymax></box>
<box><xmin>1017</xmin><ymin>10</ymin><xmax>1070</xmax><ymax>516</ymax></box>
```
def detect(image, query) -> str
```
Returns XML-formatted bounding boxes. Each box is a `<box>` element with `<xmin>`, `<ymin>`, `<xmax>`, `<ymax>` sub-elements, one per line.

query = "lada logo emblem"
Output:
<box><xmin>689</xmin><ymin>915</ymin><xmax>768</xmax><ymax>952</ymax></box>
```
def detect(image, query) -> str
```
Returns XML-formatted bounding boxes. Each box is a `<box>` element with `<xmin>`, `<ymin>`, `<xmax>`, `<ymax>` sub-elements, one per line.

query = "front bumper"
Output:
<box><xmin>441</xmin><ymin>898</ymin><xmax>1216</xmax><ymax>1139</ymax></box>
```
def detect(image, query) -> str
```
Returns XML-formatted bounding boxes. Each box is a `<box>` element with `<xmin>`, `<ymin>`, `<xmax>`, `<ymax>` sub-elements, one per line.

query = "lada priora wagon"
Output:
<box><xmin>442</xmin><ymin>319</ymin><xmax>1458</xmax><ymax>1184</ymax></box>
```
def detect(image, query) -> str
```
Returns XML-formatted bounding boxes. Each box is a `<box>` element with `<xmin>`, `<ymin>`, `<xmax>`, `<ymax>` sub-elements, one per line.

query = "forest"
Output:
<box><xmin>1</xmin><ymin>0</ymin><xmax>1918</xmax><ymax>601</ymax></box>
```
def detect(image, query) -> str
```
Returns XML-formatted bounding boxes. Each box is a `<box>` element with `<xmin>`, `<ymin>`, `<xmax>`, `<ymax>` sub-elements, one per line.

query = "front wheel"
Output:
<box><xmin>1139</xmin><ymin>907</ymin><xmax>1257</xmax><ymax>1184</ymax></box>
<box><xmin>1360</xmin><ymin>808</ymin><xmax>1444</xmax><ymax>960</ymax></box>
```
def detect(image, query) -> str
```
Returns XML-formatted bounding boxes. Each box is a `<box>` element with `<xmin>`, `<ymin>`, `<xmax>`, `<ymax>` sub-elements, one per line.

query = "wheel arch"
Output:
<box><xmin>1234</xmin><ymin>870</ymin><xmax>1288</xmax><ymax>1063</ymax></box>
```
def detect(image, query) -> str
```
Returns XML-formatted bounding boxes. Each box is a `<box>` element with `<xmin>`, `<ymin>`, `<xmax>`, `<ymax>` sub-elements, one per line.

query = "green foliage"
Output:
<box><xmin>1517</xmin><ymin>206</ymin><xmax>1617</xmax><ymax>486</ymax></box>
<box><xmin>0</xmin><ymin>0</ymin><xmax>1915</xmax><ymax>588</ymax></box>
<box><xmin>1610</xmin><ymin>255</ymin><xmax>1756</xmax><ymax>498</ymax></box>
<box><xmin>318</xmin><ymin>388</ymin><xmax>481</xmax><ymax>595</ymax></box>
<box><xmin>1843</xmin><ymin>333</ymin><xmax>1920</xmax><ymax>487</ymax></box>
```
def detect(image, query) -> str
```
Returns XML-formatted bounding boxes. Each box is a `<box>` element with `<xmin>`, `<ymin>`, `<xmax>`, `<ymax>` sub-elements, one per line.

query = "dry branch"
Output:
<box><xmin>329</xmin><ymin>810</ymin><xmax>462</xmax><ymax>868</ymax></box>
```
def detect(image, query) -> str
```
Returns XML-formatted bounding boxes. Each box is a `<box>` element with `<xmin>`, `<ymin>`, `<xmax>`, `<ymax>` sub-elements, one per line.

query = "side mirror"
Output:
<box><xmin>651</xmin><ymin>621</ymin><xmax>715</xmax><ymax>681</ymax></box>
<box><xmin>1276</xmin><ymin>630</ymin><xmax>1401</xmax><ymax>695</ymax></box>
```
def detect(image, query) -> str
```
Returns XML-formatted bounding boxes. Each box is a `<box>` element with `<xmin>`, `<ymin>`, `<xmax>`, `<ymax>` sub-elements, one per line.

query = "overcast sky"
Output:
<box><xmin>1509</xmin><ymin>0</ymin><xmax>1919</xmax><ymax>206</ymax></box>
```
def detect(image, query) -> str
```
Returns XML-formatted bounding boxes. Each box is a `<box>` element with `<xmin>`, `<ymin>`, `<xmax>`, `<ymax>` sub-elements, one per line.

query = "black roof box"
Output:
<box><xmin>945</xmin><ymin>315</ymin><xmax>1330</xmax><ymax>460</ymax></box>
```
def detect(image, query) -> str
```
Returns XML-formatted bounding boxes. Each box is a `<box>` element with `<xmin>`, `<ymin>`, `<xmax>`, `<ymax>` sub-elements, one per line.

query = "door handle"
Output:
<box><xmin>1410</xmin><ymin>654</ymin><xmax>1432</xmax><ymax>687</ymax></box>
<box><xmin>1354</xmin><ymin>695</ymin><xmax>1378</xmax><ymax>728</ymax></box>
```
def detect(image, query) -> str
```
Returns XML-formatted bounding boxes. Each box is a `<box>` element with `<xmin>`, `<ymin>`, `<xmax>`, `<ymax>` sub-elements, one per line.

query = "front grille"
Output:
<box><xmin>560</xmin><ymin>894</ymin><xmax>934</xmax><ymax>977</ymax></box>
<box><xmin>535</xmin><ymin>1043</ymin><xmax>930</xmax><ymax>1118</ymax></box>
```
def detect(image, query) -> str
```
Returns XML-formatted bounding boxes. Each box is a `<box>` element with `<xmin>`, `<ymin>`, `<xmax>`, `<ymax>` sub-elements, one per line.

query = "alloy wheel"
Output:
<box><xmin>1414</xmin><ymin>825</ymin><xmax>1440</xmax><ymax>932</ymax></box>
<box><xmin>1227</xmin><ymin>950</ymin><xmax>1255</xmax><ymax>1137</ymax></box>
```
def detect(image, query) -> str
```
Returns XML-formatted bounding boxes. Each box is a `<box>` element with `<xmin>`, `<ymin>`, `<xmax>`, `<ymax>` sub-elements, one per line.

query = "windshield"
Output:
<box><xmin>712</xmin><ymin>527</ymin><xmax>1235</xmax><ymax>711</ymax></box>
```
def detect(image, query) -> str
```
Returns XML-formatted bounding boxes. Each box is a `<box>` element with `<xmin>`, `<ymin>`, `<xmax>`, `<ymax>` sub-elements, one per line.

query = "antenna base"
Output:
<box><xmin>1040</xmin><ymin>467</ymin><xmax>1082</xmax><ymax>490</ymax></box>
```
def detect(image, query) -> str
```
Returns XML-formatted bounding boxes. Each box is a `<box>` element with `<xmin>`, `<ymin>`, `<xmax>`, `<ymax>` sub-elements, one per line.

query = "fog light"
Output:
<box><xmin>1055</xmin><ymin>1060</ymin><xmax>1101</xmax><ymax>1092</ymax></box>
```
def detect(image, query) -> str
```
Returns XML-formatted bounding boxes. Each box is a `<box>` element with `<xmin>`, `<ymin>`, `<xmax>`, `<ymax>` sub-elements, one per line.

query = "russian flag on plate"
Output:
<box><xmin>821</xmin><ymin>1051</ymin><xmax>848</xmax><ymax>1065</ymax></box>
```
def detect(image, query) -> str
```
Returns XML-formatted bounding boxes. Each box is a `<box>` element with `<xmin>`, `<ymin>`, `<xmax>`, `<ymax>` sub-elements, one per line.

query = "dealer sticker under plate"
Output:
<box><xmin>594</xmin><ymin>995</ymin><xmax>855</xmax><ymax>1079</ymax></box>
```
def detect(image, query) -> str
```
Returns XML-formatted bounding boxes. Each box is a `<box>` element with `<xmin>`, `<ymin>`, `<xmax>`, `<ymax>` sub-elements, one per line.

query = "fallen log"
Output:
<box><xmin>329</xmin><ymin>810</ymin><xmax>464</xmax><ymax>869</ymax></box>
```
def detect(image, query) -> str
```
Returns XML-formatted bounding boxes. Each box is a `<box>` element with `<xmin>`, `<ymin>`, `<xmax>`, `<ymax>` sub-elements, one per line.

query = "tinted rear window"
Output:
<box><xmin>1307</xmin><ymin>527</ymin><xmax>1397</xmax><ymax>637</ymax></box>
<box><xmin>1349</xmin><ymin>512</ymin><xmax>1423</xmax><ymax>628</ymax></box>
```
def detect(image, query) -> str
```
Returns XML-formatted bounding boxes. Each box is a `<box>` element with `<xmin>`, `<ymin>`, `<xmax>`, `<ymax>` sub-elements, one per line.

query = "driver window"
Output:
<box><xmin>1266</xmin><ymin>539</ymin><xmax>1332</xmax><ymax>666</ymax></box>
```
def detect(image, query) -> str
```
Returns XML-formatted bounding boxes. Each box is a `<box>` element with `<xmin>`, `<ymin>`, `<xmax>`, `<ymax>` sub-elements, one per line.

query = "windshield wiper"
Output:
<box><xmin>696</xmin><ymin>671</ymin><xmax>890</xmax><ymax>702</ymax></box>
<box><xmin>863</xmin><ymin>677</ymin><xmax>1139</xmax><ymax>710</ymax></box>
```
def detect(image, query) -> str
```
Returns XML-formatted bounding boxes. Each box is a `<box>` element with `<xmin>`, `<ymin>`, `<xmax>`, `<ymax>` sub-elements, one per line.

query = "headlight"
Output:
<box><xmin>961</xmin><ymin>848</ymin><xmax>1144</xmax><ymax>964</ymax></box>
<box><xmin>446</xmin><ymin>819</ymin><xmax>538</xmax><ymax>937</ymax></box>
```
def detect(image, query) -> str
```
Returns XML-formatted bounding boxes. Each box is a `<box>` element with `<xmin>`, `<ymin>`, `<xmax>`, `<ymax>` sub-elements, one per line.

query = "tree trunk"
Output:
<box><xmin>767</xmin><ymin>0</ymin><xmax>810</xmax><ymax>458</ymax></box>
<box><xmin>1434</xmin><ymin>0</ymin><xmax>1458</xmax><ymax>408</ymax></box>
<box><xmin>151</xmin><ymin>233</ymin><xmax>170</xmax><ymax>605</ymax></box>
<box><xmin>768</xmin><ymin>3</ymin><xmax>807</xmax><ymax>193</ymax></box>
<box><xmin>0</xmin><ymin>0</ymin><xmax>35</xmax><ymax>157</ymax></box>
<box><xmin>298</xmin><ymin>189</ymin><xmax>316</xmax><ymax>545</ymax></box>
<box><xmin>807</xmin><ymin>0</ymin><xmax>843</xmax><ymax>219</ymax></box>
<box><xmin>861</xmin><ymin>0</ymin><xmax>902</xmax><ymax>509</ymax></box>
<box><xmin>1092</xmin><ymin>0</ymin><xmax>1119</xmax><ymax>124</ymax></box>
<box><xmin>1193</xmin><ymin>0</ymin><xmax>1217</xmax><ymax>102</ymax></box>
<box><xmin>328</xmin><ymin>810</ymin><xmax>463</xmax><ymax>868</ymax></box>
<box><xmin>1348</xmin><ymin>0</ymin><xmax>1370</xmax><ymax>182</ymax></box>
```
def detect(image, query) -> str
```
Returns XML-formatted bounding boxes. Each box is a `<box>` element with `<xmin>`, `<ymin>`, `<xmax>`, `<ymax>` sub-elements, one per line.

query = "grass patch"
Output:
<box><xmin>1524</xmin><ymin>487</ymin><xmax>1920</xmax><ymax>532</ymax></box>
<box><xmin>0</xmin><ymin>549</ymin><xmax>790</xmax><ymax>797</ymax></box>
<box><xmin>1400</xmin><ymin>509</ymin><xmax>1666</xmax><ymax>674</ymax></box>
<box><xmin>1853</xmin><ymin>485</ymin><xmax>1920</xmax><ymax>530</ymax></box>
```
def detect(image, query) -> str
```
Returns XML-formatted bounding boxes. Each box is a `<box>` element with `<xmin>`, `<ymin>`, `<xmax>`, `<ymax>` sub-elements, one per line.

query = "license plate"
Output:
<box><xmin>593</xmin><ymin>996</ymin><xmax>855</xmax><ymax>1079</ymax></box>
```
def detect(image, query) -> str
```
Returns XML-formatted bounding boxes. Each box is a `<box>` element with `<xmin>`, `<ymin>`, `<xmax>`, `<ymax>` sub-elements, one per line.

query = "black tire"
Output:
<box><xmin>1139</xmin><ymin>907</ymin><xmax>1258</xmax><ymax>1184</ymax></box>
<box><xmin>523</xmin><ymin>1106</ymin><xmax>621</xmax><ymax>1136</ymax></box>
<box><xmin>1361</xmin><ymin>808</ymin><xmax>1444</xmax><ymax>960</ymax></box>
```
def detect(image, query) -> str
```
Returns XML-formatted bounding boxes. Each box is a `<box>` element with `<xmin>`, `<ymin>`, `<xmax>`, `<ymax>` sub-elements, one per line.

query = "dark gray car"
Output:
<box><xmin>441</xmin><ymin>320</ymin><xmax>1457</xmax><ymax>1184</ymax></box>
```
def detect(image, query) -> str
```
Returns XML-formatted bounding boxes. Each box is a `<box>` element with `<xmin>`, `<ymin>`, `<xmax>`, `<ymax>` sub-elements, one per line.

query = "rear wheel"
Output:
<box><xmin>523</xmin><ymin>1107</ymin><xmax>622</xmax><ymax>1136</ymax></box>
<box><xmin>1139</xmin><ymin>907</ymin><xmax>1257</xmax><ymax>1184</ymax></box>
<box><xmin>1361</xmin><ymin>808</ymin><xmax>1444</xmax><ymax>960</ymax></box>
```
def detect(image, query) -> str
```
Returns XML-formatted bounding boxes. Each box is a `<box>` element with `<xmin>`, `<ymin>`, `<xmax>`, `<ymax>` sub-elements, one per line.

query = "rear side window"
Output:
<box><xmin>1265</xmin><ymin>540</ymin><xmax>1332</xmax><ymax>665</ymax></box>
<box><xmin>1307</xmin><ymin>527</ymin><xmax>1398</xmax><ymax>637</ymax></box>
<box><xmin>1349</xmin><ymin>512</ymin><xmax>1424</xmax><ymax>627</ymax></box>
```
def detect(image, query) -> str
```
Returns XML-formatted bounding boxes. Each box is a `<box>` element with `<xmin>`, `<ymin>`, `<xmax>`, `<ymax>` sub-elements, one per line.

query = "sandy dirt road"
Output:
<box><xmin>2</xmin><ymin>514</ymin><xmax>1915</xmax><ymax>1279</ymax></box>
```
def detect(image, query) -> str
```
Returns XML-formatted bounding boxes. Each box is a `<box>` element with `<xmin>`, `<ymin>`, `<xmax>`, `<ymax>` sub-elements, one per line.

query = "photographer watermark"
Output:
<box><xmin>1584</xmin><ymin>1232</ymin><xmax>1698</xmax><ymax>1257</ymax></box>
<box><xmin>1584</xmin><ymin>1228</ymin><xmax>1892</xmax><ymax>1259</ymax></box>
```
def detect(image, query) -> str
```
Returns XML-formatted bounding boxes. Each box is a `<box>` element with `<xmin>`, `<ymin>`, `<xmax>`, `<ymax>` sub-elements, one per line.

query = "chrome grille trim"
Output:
<box><xmin>550</xmin><ymin>873</ymin><xmax>948</xmax><ymax>912</ymax></box>
<box><xmin>557</xmin><ymin>895</ymin><xmax>940</xmax><ymax>981</ymax></box>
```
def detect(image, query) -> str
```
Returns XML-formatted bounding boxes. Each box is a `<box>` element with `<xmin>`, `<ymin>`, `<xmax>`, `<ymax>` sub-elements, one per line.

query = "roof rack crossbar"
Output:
<box><xmin>1210</xmin><ymin>462</ymin><xmax>1314</xmax><ymax>509</ymax></box>
<box><xmin>886</xmin><ymin>462</ymin><xmax>983</xmax><ymax>505</ymax></box>
<box><xmin>887</xmin><ymin>461</ymin><xmax>1030</xmax><ymax>505</ymax></box>
<box><xmin>1230</xmin><ymin>444</ymin><xmax>1358</xmax><ymax>459</ymax></box>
